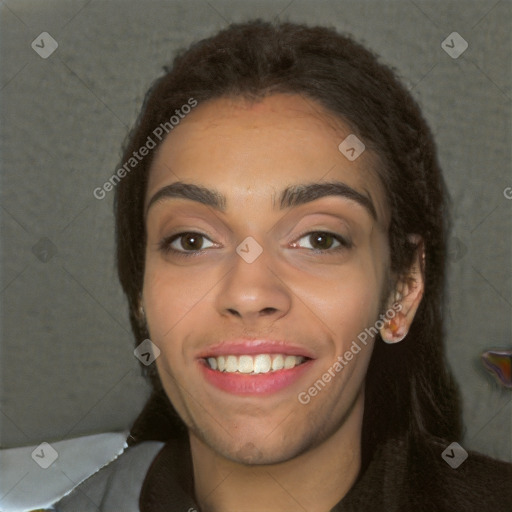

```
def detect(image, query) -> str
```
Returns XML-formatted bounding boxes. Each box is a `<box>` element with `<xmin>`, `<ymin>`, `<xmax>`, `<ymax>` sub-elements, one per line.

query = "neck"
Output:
<box><xmin>189</xmin><ymin>390</ymin><xmax>364</xmax><ymax>512</ymax></box>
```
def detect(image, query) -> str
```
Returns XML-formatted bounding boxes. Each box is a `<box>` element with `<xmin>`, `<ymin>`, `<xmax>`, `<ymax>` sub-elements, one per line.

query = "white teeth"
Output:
<box><xmin>253</xmin><ymin>354</ymin><xmax>271</xmax><ymax>374</ymax></box>
<box><xmin>271</xmin><ymin>354</ymin><xmax>284</xmax><ymax>371</ymax></box>
<box><xmin>206</xmin><ymin>354</ymin><xmax>306</xmax><ymax>374</ymax></box>
<box><xmin>238</xmin><ymin>355</ymin><xmax>254</xmax><ymax>373</ymax></box>
<box><xmin>225</xmin><ymin>355</ymin><xmax>238</xmax><ymax>372</ymax></box>
<box><xmin>284</xmin><ymin>355</ymin><xmax>296</xmax><ymax>369</ymax></box>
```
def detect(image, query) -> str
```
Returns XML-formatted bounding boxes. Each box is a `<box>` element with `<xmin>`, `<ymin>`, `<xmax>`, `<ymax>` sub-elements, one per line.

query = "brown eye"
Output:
<box><xmin>293</xmin><ymin>231</ymin><xmax>352</xmax><ymax>252</ymax></box>
<box><xmin>309</xmin><ymin>232</ymin><xmax>336</xmax><ymax>250</ymax></box>
<box><xmin>159</xmin><ymin>232</ymin><xmax>214</xmax><ymax>255</ymax></box>
<box><xmin>179</xmin><ymin>233</ymin><xmax>204</xmax><ymax>251</ymax></box>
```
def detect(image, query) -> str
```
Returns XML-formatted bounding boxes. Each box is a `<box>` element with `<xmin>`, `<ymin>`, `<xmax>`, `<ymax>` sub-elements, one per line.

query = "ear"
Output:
<box><xmin>380</xmin><ymin>235</ymin><xmax>425</xmax><ymax>343</ymax></box>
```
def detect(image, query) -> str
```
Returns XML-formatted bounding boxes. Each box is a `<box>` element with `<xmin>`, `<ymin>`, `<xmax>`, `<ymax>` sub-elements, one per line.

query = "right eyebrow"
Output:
<box><xmin>146</xmin><ymin>182</ymin><xmax>227</xmax><ymax>216</ymax></box>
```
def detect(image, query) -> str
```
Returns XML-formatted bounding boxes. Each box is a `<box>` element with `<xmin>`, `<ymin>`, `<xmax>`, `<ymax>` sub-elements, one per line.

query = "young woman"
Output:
<box><xmin>53</xmin><ymin>20</ymin><xmax>512</xmax><ymax>512</ymax></box>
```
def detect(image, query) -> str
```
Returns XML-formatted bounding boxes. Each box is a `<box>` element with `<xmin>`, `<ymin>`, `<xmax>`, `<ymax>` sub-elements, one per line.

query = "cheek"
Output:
<box><xmin>142</xmin><ymin>255</ymin><xmax>211</xmax><ymax>342</ymax></box>
<box><xmin>332</xmin><ymin>285</ymin><xmax>381</xmax><ymax>360</ymax></box>
<box><xmin>143</xmin><ymin>260</ymin><xmax>173</xmax><ymax>339</ymax></box>
<box><xmin>142</xmin><ymin>259</ymin><xmax>199</xmax><ymax>408</ymax></box>
<box><xmin>298</xmin><ymin>256</ymin><xmax>384</xmax><ymax>341</ymax></box>
<box><xmin>329</xmin><ymin>264</ymin><xmax>387</xmax><ymax>371</ymax></box>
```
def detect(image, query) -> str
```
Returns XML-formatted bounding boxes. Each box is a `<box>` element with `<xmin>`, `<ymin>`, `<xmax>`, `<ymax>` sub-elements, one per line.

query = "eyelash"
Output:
<box><xmin>158</xmin><ymin>231</ymin><xmax>352</xmax><ymax>258</ymax></box>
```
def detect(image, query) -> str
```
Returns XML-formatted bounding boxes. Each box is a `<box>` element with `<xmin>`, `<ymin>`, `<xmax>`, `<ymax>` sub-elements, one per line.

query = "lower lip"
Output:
<box><xmin>199</xmin><ymin>359</ymin><xmax>314</xmax><ymax>395</ymax></box>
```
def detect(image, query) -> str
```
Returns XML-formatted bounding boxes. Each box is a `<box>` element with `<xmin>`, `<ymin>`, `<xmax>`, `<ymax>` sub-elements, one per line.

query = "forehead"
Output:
<box><xmin>145</xmin><ymin>94</ymin><xmax>389</xmax><ymax>226</ymax></box>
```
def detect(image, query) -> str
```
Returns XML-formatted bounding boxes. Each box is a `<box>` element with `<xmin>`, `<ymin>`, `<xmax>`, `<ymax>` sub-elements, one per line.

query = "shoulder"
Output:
<box><xmin>412</xmin><ymin>445</ymin><xmax>512</xmax><ymax>511</ymax></box>
<box><xmin>361</xmin><ymin>437</ymin><xmax>512</xmax><ymax>511</ymax></box>
<box><xmin>51</xmin><ymin>441</ymin><xmax>165</xmax><ymax>512</ymax></box>
<box><xmin>443</xmin><ymin>449</ymin><xmax>512</xmax><ymax>494</ymax></box>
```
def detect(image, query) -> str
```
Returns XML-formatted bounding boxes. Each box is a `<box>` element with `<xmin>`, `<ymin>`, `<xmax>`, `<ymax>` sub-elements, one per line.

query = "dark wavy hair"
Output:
<box><xmin>115</xmin><ymin>20</ymin><xmax>462</xmax><ymax>464</ymax></box>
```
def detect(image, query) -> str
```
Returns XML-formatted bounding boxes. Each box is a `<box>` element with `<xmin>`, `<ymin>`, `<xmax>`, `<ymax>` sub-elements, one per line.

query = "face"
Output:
<box><xmin>143</xmin><ymin>94</ymin><xmax>392</xmax><ymax>465</ymax></box>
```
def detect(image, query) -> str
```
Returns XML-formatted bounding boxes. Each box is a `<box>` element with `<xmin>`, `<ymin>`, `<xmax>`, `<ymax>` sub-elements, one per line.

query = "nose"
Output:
<box><xmin>215</xmin><ymin>245</ymin><xmax>292</xmax><ymax>326</ymax></box>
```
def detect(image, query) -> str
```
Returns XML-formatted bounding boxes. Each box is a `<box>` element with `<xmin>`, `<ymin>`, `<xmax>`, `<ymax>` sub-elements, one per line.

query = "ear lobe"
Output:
<box><xmin>380</xmin><ymin>236</ymin><xmax>425</xmax><ymax>344</ymax></box>
<box><xmin>381</xmin><ymin>310</ymin><xmax>408</xmax><ymax>343</ymax></box>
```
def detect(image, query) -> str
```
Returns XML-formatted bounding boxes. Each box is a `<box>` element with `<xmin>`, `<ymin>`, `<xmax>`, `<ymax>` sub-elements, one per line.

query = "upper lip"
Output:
<box><xmin>197</xmin><ymin>338</ymin><xmax>316</xmax><ymax>359</ymax></box>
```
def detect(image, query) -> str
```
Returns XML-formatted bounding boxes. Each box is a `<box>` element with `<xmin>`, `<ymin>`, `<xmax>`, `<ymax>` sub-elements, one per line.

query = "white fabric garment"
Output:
<box><xmin>0</xmin><ymin>432</ymin><xmax>129</xmax><ymax>512</ymax></box>
<box><xmin>51</xmin><ymin>442</ymin><xmax>164</xmax><ymax>511</ymax></box>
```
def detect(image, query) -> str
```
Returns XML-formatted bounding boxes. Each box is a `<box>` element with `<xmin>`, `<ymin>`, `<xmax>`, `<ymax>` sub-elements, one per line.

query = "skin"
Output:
<box><xmin>142</xmin><ymin>94</ymin><xmax>424</xmax><ymax>512</ymax></box>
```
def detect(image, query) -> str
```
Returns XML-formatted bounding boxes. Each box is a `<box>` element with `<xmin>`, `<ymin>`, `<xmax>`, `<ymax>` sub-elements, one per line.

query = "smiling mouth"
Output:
<box><xmin>204</xmin><ymin>354</ymin><xmax>309</xmax><ymax>374</ymax></box>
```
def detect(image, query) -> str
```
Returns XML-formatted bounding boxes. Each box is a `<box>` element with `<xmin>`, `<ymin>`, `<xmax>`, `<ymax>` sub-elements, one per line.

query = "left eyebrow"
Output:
<box><xmin>145</xmin><ymin>180</ymin><xmax>377</xmax><ymax>220</ymax></box>
<box><xmin>277</xmin><ymin>181</ymin><xmax>377</xmax><ymax>220</ymax></box>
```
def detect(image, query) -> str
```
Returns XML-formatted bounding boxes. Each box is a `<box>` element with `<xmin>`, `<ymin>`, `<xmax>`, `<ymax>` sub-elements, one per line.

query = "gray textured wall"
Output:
<box><xmin>1</xmin><ymin>0</ymin><xmax>511</xmax><ymax>462</ymax></box>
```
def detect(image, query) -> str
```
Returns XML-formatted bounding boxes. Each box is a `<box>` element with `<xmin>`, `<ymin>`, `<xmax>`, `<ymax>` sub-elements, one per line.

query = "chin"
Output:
<box><xmin>192</xmin><ymin>418</ymin><xmax>323</xmax><ymax>466</ymax></box>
